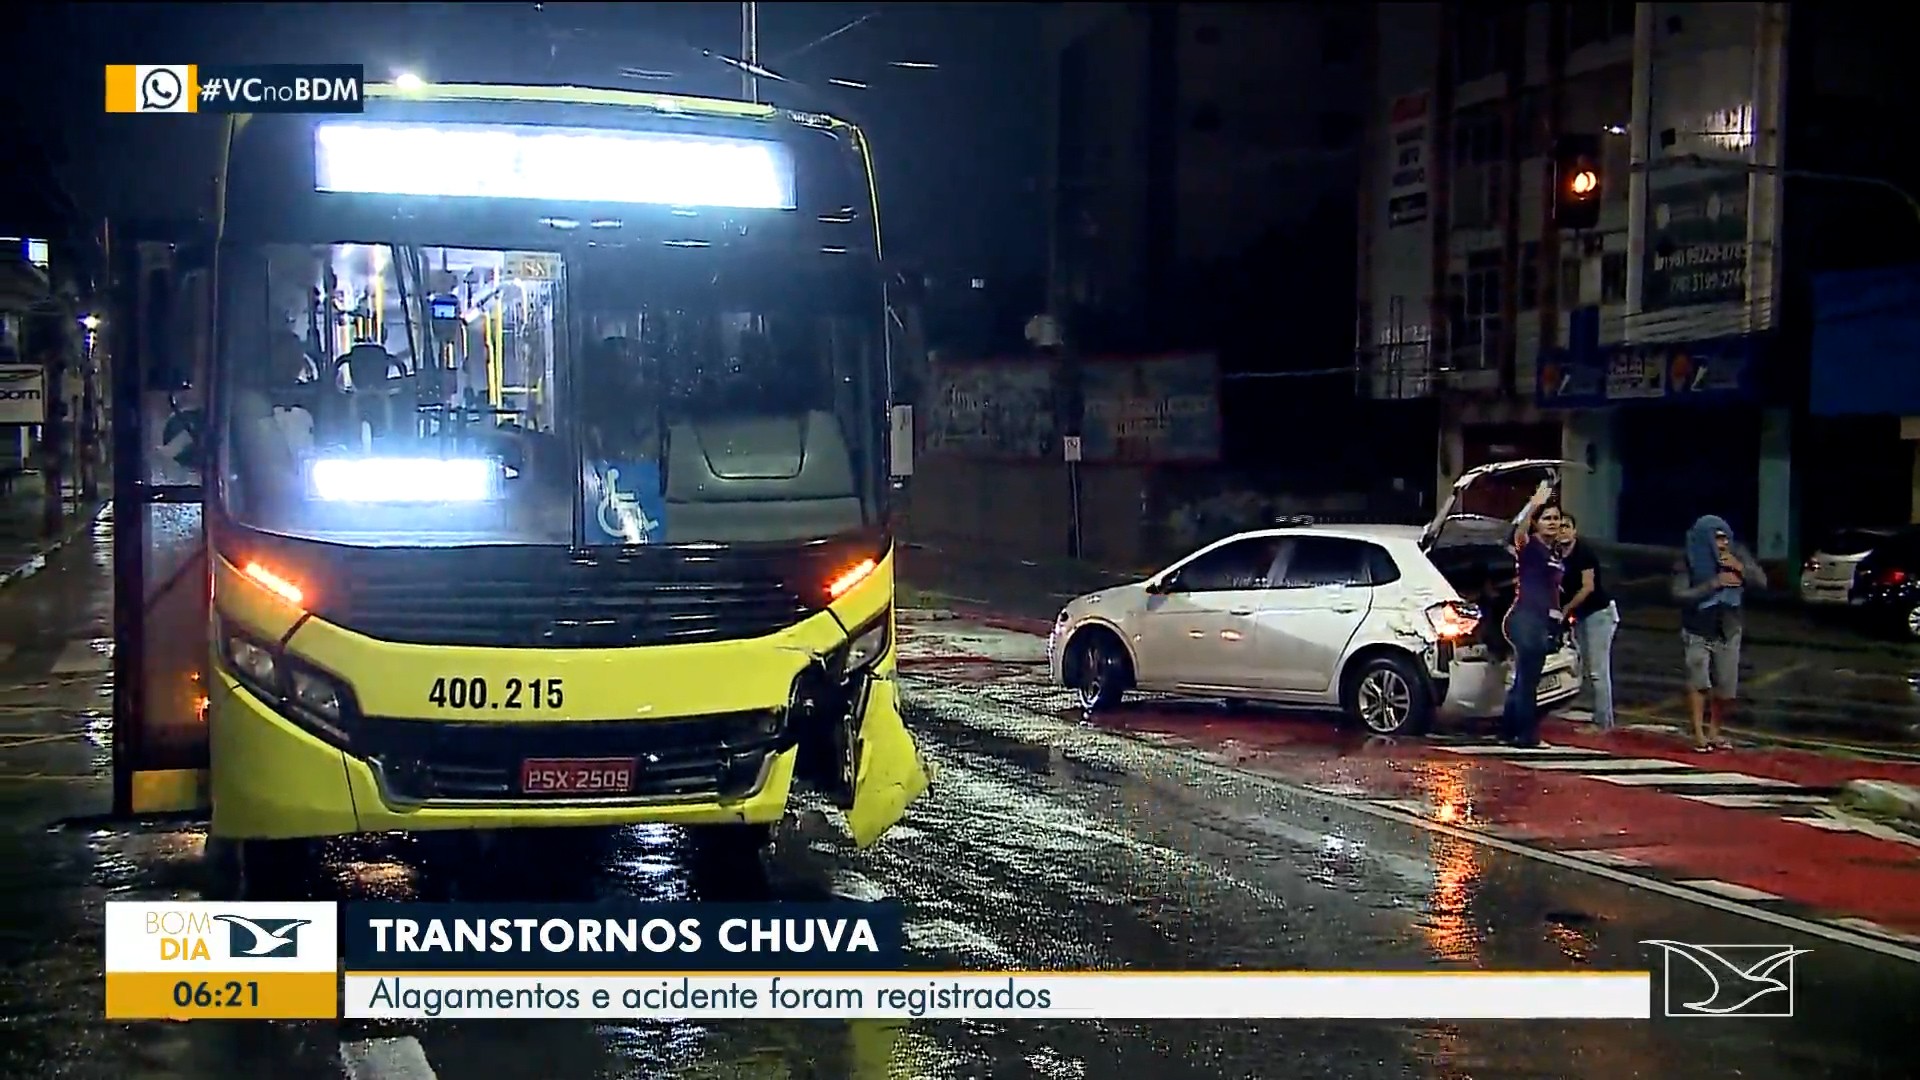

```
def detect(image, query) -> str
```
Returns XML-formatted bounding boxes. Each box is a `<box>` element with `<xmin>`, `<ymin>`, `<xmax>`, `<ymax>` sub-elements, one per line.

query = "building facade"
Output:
<box><xmin>1046</xmin><ymin>3</ymin><xmax>1370</xmax><ymax>348</ymax></box>
<box><xmin>1357</xmin><ymin>2</ymin><xmax>1838</xmax><ymax>560</ymax></box>
<box><xmin>1044</xmin><ymin>3</ymin><xmax>1442</xmax><ymax>489</ymax></box>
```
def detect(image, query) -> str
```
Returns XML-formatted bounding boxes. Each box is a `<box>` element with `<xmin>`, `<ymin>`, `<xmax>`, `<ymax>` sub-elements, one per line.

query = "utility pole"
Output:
<box><xmin>740</xmin><ymin>2</ymin><xmax>760</xmax><ymax>103</ymax></box>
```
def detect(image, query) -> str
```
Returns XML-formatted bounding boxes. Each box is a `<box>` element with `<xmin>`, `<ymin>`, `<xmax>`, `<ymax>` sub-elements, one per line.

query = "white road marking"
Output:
<box><xmin>341</xmin><ymin>1036</ymin><xmax>437</xmax><ymax>1080</ymax></box>
<box><xmin>1597</xmin><ymin>770</ymin><xmax>1798</xmax><ymax>787</ymax></box>
<box><xmin>1516</xmin><ymin>757</ymin><xmax>1695</xmax><ymax>772</ymax></box>
<box><xmin>1306</xmin><ymin>782</ymin><xmax>1375</xmax><ymax>798</ymax></box>
<box><xmin>50</xmin><ymin>639</ymin><xmax>111</xmax><ymax>674</ymax></box>
<box><xmin>1682</xmin><ymin>792</ymin><xmax>1829</xmax><ymax>808</ymax></box>
<box><xmin>1569</xmin><ymin>850</ymin><xmax>1649</xmax><ymax>868</ymax></box>
<box><xmin>1782</xmin><ymin>815</ymin><xmax>1856</xmax><ymax>831</ymax></box>
<box><xmin>918</xmin><ymin>675</ymin><xmax>1920</xmax><ymax>965</ymax></box>
<box><xmin>1679</xmin><ymin>878</ymin><xmax>1784</xmax><ymax>902</ymax></box>
<box><xmin>1374</xmin><ymin>799</ymin><xmax>1430</xmax><ymax>815</ymax></box>
<box><xmin>1434</xmin><ymin>743</ymin><xmax>1586</xmax><ymax>756</ymax></box>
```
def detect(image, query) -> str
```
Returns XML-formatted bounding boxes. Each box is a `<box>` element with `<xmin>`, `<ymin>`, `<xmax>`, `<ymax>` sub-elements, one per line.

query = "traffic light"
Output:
<box><xmin>1552</xmin><ymin>134</ymin><xmax>1602</xmax><ymax>231</ymax></box>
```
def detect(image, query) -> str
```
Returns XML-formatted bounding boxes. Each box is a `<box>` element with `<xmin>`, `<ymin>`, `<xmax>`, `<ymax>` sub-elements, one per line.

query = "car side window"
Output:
<box><xmin>1174</xmin><ymin>537</ymin><xmax>1282</xmax><ymax>591</ymax></box>
<box><xmin>1363</xmin><ymin>543</ymin><xmax>1401</xmax><ymax>586</ymax></box>
<box><xmin>1278</xmin><ymin>536</ymin><xmax>1370</xmax><ymax>587</ymax></box>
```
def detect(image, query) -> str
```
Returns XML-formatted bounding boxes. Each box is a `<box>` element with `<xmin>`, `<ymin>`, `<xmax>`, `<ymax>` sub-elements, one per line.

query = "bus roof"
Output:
<box><xmin>363</xmin><ymin>80</ymin><xmax>852</xmax><ymax>130</ymax></box>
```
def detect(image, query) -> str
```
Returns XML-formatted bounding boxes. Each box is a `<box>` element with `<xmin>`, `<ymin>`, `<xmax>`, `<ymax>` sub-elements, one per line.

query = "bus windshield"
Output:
<box><xmin>216</xmin><ymin>240</ymin><xmax>885</xmax><ymax>548</ymax></box>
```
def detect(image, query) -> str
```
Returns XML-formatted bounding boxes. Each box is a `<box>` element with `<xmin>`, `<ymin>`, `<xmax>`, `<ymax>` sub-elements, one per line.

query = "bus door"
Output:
<box><xmin>111</xmin><ymin>243</ymin><xmax>212</xmax><ymax>818</ymax></box>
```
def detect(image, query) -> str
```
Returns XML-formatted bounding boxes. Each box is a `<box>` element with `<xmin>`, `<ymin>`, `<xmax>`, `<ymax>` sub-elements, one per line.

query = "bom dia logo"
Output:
<box><xmin>145</xmin><ymin>906</ymin><xmax>314</xmax><ymax>962</ymax></box>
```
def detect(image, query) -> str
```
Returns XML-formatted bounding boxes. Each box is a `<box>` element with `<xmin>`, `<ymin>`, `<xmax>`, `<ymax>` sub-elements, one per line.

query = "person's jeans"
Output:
<box><xmin>1501</xmin><ymin>609</ymin><xmax>1553</xmax><ymax>745</ymax></box>
<box><xmin>1572</xmin><ymin>601</ymin><xmax>1620</xmax><ymax>729</ymax></box>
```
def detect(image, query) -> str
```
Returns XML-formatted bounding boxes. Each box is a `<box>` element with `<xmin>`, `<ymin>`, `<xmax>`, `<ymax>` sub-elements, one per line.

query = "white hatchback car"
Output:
<box><xmin>1048</xmin><ymin>459</ymin><xmax>1583</xmax><ymax>735</ymax></box>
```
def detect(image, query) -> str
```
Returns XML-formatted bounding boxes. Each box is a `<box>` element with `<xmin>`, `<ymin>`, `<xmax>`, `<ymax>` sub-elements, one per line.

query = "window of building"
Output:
<box><xmin>1514</xmin><ymin>91</ymin><xmax>1549</xmax><ymax>158</ymax></box>
<box><xmin>1453</xmin><ymin>103</ymin><xmax>1505</xmax><ymax>166</ymax></box>
<box><xmin>1455</xmin><ymin>6</ymin><xmax>1512</xmax><ymax>83</ymax></box>
<box><xmin>1567</xmin><ymin>0</ymin><xmax>1635</xmax><ymax>52</ymax></box>
<box><xmin>1192</xmin><ymin>103</ymin><xmax>1223</xmax><ymax>133</ymax></box>
<box><xmin>1520</xmin><ymin>242</ymin><xmax>1541</xmax><ymax>311</ymax></box>
<box><xmin>1318</xmin><ymin>111</ymin><xmax>1361</xmax><ymax>150</ymax></box>
<box><xmin>1448</xmin><ymin>249</ymin><xmax>1504</xmax><ymax>368</ymax></box>
<box><xmin>1601</xmin><ymin>251</ymin><xmax>1628</xmax><ymax>304</ymax></box>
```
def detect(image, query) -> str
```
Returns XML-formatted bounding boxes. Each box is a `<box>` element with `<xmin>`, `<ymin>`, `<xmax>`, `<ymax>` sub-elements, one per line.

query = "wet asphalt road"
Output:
<box><xmin>2</xmin><ymin>521</ymin><xmax>1919</xmax><ymax>1078</ymax></box>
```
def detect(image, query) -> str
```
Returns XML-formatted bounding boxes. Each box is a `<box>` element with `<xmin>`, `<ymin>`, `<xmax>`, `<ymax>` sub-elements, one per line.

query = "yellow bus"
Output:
<box><xmin>110</xmin><ymin>81</ymin><xmax>929</xmax><ymax>882</ymax></box>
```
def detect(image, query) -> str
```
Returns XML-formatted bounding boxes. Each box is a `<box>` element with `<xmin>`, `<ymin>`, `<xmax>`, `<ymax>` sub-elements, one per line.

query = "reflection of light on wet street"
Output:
<box><xmin>1421</xmin><ymin>834</ymin><xmax>1483</xmax><ymax>964</ymax></box>
<box><xmin>79</xmin><ymin>711</ymin><xmax>110</xmax><ymax>748</ymax></box>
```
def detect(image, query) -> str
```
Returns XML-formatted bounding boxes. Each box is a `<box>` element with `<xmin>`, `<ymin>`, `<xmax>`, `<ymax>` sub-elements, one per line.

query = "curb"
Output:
<box><xmin>0</xmin><ymin>502</ymin><xmax>108</xmax><ymax>591</ymax></box>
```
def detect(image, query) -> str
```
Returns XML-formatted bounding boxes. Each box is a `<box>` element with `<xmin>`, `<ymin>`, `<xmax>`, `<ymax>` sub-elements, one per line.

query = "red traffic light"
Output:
<box><xmin>1552</xmin><ymin>134</ymin><xmax>1604</xmax><ymax>229</ymax></box>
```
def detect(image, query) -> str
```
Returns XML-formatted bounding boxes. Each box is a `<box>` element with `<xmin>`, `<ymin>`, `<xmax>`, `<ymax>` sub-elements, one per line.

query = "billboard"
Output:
<box><xmin>1081</xmin><ymin>354</ymin><xmax>1221</xmax><ymax>463</ymax></box>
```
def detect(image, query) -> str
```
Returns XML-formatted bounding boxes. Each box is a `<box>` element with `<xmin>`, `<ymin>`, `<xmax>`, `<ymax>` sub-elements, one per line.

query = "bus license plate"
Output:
<box><xmin>521</xmin><ymin>758</ymin><xmax>636</xmax><ymax>795</ymax></box>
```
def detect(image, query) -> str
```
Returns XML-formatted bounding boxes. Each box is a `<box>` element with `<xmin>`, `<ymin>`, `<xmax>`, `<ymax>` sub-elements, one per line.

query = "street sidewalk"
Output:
<box><xmin>0</xmin><ymin>486</ymin><xmax>108</xmax><ymax>591</ymax></box>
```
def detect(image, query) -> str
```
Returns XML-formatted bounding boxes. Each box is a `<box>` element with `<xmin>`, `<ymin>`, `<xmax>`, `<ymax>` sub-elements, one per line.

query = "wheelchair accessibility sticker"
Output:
<box><xmin>587</xmin><ymin>460</ymin><xmax>667</xmax><ymax>544</ymax></box>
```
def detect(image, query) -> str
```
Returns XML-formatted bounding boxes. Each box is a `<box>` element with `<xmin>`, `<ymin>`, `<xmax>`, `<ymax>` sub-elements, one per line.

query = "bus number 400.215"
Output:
<box><xmin>427</xmin><ymin>676</ymin><xmax>565</xmax><ymax>710</ymax></box>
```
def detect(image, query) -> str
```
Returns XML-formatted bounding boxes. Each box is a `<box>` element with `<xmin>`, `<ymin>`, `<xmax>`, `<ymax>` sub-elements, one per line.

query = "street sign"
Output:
<box><xmin>0</xmin><ymin>365</ymin><xmax>47</xmax><ymax>425</ymax></box>
<box><xmin>1063</xmin><ymin>435</ymin><xmax>1083</xmax><ymax>462</ymax></box>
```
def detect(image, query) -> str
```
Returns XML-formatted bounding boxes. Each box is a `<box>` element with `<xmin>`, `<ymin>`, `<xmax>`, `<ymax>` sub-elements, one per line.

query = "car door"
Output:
<box><xmin>1131</xmin><ymin>536</ymin><xmax>1282</xmax><ymax>690</ymax></box>
<box><xmin>1255</xmin><ymin>536</ymin><xmax>1378</xmax><ymax>694</ymax></box>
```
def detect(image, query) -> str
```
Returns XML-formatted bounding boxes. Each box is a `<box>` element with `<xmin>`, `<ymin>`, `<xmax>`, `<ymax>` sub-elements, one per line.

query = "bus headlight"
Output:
<box><xmin>218</xmin><ymin>620</ymin><xmax>355</xmax><ymax>747</ymax></box>
<box><xmin>225</xmin><ymin>632</ymin><xmax>278</xmax><ymax>690</ymax></box>
<box><xmin>843</xmin><ymin>618</ymin><xmax>890</xmax><ymax>675</ymax></box>
<box><xmin>288</xmin><ymin>666</ymin><xmax>344</xmax><ymax>725</ymax></box>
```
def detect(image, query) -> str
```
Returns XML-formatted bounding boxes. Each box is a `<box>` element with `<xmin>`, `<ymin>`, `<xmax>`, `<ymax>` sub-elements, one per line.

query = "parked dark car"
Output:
<box><xmin>1849</xmin><ymin>531</ymin><xmax>1920</xmax><ymax>639</ymax></box>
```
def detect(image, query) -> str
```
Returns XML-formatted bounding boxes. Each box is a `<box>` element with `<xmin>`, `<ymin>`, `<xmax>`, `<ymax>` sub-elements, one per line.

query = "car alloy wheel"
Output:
<box><xmin>1077</xmin><ymin>638</ymin><xmax>1124</xmax><ymax>710</ymax></box>
<box><xmin>1356</xmin><ymin>667</ymin><xmax>1414</xmax><ymax>735</ymax></box>
<box><xmin>1905</xmin><ymin>604</ymin><xmax>1920</xmax><ymax>640</ymax></box>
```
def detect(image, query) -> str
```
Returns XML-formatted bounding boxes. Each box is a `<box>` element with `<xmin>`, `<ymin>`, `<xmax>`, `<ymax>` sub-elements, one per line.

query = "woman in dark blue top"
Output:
<box><xmin>1501</xmin><ymin>481</ymin><xmax>1565</xmax><ymax>747</ymax></box>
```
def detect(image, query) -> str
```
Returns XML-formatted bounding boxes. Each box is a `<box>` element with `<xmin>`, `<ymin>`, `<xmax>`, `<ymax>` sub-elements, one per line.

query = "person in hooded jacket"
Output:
<box><xmin>1671</xmin><ymin>515</ymin><xmax>1767</xmax><ymax>751</ymax></box>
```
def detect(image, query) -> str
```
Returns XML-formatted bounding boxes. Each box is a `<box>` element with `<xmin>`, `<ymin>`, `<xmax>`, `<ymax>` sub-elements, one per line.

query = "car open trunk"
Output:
<box><xmin>1418</xmin><ymin>458</ymin><xmax>1582</xmax><ymax>654</ymax></box>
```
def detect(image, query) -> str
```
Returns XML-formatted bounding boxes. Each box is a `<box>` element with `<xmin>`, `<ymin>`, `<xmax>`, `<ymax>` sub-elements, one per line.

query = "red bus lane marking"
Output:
<box><xmin>1074</xmin><ymin>707</ymin><xmax>1920</xmax><ymax>936</ymax></box>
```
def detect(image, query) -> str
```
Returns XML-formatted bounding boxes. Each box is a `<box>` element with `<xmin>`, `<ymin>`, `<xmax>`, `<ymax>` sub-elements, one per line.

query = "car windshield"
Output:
<box><xmin>216</xmin><ymin>241</ymin><xmax>884</xmax><ymax>547</ymax></box>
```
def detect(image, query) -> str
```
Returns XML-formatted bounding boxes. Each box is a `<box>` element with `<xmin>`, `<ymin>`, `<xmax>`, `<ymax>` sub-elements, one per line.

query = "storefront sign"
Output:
<box><xmin>0</xmin><ymin>364</ymin><xmax>46</xmax><ymax>425</ymax></box>
<box><xmin>1386</xmin><ymin>93</ymin><xmax>1429</xmax><ymax>228</ymax></box>
<box><xmin>1537</xmin><ymin>337</ymin><xmax>1759</xmax><ymax>408</ymax></box>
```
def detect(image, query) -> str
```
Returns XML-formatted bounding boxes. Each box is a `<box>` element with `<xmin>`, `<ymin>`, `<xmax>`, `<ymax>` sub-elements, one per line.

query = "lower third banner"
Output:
<box><xmin>343</xmin><ymin>972</ymin><xmax>1651</xmax><ymax>1020</ymax></box>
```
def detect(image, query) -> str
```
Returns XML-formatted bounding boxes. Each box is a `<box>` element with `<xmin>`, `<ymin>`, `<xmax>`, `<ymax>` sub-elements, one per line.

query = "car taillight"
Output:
<box><xmin>1881</xmin><ymin>567</ymin><xmax>1908</xmax><ymax>586</ymax></box>
<box><xmin>1426</xmin><ymin>600</ymin><xmax>1481</xmax><ymax>641</ymax></box>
